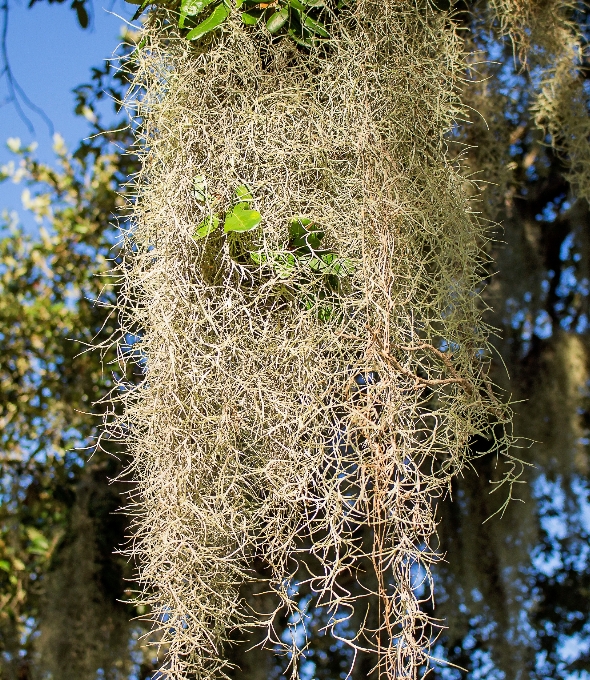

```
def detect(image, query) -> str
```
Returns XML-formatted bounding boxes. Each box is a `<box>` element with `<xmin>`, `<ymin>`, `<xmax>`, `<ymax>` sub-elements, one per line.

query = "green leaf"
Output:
<box><xmin>288</xmin><ymin>216</ymin><xmax>313</xmax><ymax>237</ymax></box>
<box><xmin>241</xmin><ymin>9</ymin><xmax>263</xmax><ymax>23</ymax></box>
<box><xmin>287</xmin><ymin>0</ymin><xmax>326</xmax><ymax>42</ymax></box>
<box><xmin>274</xmin><ymin>252</ymin><xmax>297</xmax><ymax>277</ymax></box>
<box><xmin>234</xmin><ymin>184</ymin><xmax>254</xmax><ymax>204</ymax></box>
<box><xmin>28</xmin><ymin>541</ymin><xmax>49</xmax><ymax>556</ymax></box>
<box><xmin>185</xmin><ymin>2</ymin><xmax>230</xmax><ymax>40</ymax></box>
<box><xmin>330</xmin><ymin>256</ymin><xmax>353</xmax><ymax>276</ymax></box>
<box><xmin>302</xmin><ymin>13</ymin><xmax>328</xmax><ymax>36</ymax></box>
<box><xmin>288</xmin><ymin>26</ymin><xmax>313</xmax><ymax>47</ymax></box>
<box><xmin>12</xmin><ymin>558</ymin><xmax>25</xmax><ymax>572</ymax></box>
<box><xmin>266</xmin><ymin>7</ymin><xmax>289</xmax><ymax>32</ymax></box>
<box><xmin>0</xmin><ymin>560</ymin><xmax>10</xmax><ymax>573</ymax></box>
<box><xmin>26</xmin><ymin>527</ymin><xmax>50</xmax><ymax>555</ymax></box>
<box><xmin>251</xmin><ymin>251</ymin><xmax>297</xmax><ymax>278</ymax></box>
<box><xmin>289</xmin><ymin>217</ymin><xmax>324</xmax><ymax>252</ymax></box>
<box><xmin>224</xmin><ymin>205</ymin><xmax>262</xmax><ymax>233</ymax></box>
<box><xmin>179</xmin><ymin>0</ymin><xmax>218</xmax><ymax>26</ymax></box>
<box><xmin>250</xmin><ymin>251</ymin><xmax>266</xmax><ymax>264</ymax></box>
<box><xmin>194</xmin><ymin>215</ymin><xmax>220</xmax><ymax>239</ymax></box>
<box><xmin>194</xmin><ymin>175</ymin><xmax>208</xmax><ymax>201</ymax></box>
<box><xmin>308</xmin><ymin>256</ymin><xmax>327</xmax><ymax>272</ymax></box>
<box><xmin>307</xmin><ymin>252</ymin><xmax>353</xmax><ymax>277</ymax></box>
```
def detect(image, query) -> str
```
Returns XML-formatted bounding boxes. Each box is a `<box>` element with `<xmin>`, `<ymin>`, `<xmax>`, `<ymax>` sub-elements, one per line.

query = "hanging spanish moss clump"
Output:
<box><xmin>431</xmin><ymin>0</ymin><xmax>589</xmax><ymax>672</ymax></box>
<box><xmin>487</xmin><ymin>0</ymin><xmax>590</xmax><ymax>202</ymax></box>
<box><xmin>108</xmin><ymin>2</ymin><xmax>515</xmax><ymax>678</ymax></box>
<box><xmin>534</xmin><ymin>45</ymin><xmax>590</xmax><ymax>203</ymax></box>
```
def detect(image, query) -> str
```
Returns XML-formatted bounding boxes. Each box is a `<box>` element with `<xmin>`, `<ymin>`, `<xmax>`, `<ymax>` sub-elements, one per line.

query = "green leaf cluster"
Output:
<box><xmin>193</xmin><ymin>181</ymin><xmax>262</xmax><ymax>238</ymax></box>
<box><xmin>190</xmin><ymin>180</ymin><xmax>352</xmax><ymax>319</ymax></box>
<box><xmin>126</xmin><ymin>0</ymin><xmax>330</xmax><ymax>45</ymax></box>
<box><xmin>0</xmin><ymin>35</ymin><xmax>153</xmax><ymax>678</ymax></box>
<box><xmin>251</xmin><ymin>217</ymin><xmax>354</xmax><ymax>320</ymax></box>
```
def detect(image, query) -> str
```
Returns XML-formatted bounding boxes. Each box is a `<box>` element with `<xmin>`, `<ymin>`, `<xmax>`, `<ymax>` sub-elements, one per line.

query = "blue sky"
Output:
<box><xmin>0</xmin><ymin>0</ymin><xmax>135</xmax><ymax>220</ymax></box>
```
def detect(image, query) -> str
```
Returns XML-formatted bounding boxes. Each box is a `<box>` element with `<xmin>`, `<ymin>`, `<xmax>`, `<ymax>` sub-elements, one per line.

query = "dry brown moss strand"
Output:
<box><xmin>113</xmin><ymin>2</ymin><xmax>513</xmax><ymax>678</ymax></box>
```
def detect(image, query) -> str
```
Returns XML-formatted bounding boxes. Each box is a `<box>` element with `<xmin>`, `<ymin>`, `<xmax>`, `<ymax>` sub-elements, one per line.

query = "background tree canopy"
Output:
<box><xmin>0</xmin><ymin>0</ymin><xmax>589</xmax><ymax>678</ymax></box>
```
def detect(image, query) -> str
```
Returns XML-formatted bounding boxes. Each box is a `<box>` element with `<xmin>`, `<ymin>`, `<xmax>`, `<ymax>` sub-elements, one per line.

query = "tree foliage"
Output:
<box><xmin>0</xmin><ymin>37</ymin><xmax>157</xmax><ymax>679</ymax></box>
